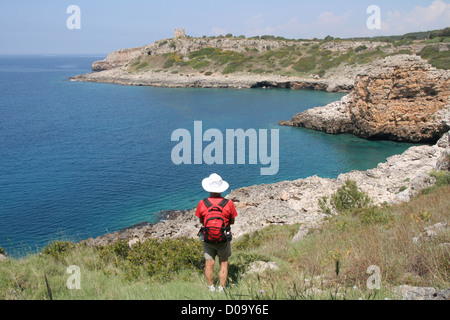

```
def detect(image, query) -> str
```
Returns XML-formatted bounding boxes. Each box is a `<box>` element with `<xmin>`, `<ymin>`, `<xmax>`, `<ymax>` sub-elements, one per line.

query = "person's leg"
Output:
<box><xmin>205</xmin><ymin>259</ymin><xmax>215</xmax><ymax>286</ymax></box>
<box><xmin>218</xmin><ymin>259</ymin><xmax>228</xmax><ymax>288</ymax></box>
<box><xmin>203</xmin><ymin>243</ymin><xmax>217</xmax><ymax>290</ymax></box>
<box><xmin>216</xmin><ymin>242</ymin><xmax>231</xmax><ymax>291</ymax></box>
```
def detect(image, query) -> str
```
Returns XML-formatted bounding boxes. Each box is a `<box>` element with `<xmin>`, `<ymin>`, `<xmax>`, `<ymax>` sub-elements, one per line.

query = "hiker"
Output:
<box><xmin>195</xmin><ymin>173</ymin><xmax>238</xmax><ymax>293</ymax></box>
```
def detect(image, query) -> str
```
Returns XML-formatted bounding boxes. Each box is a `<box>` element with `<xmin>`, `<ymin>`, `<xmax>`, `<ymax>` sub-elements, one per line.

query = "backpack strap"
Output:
<box><xmin>203</xmin><ymin>198</ymin><xmax>229</xmax><ymax>209</ymax></box>
<box><xmin>203</xmin><ymin>198</ymin><xmax>213</xmax><ymax>208</ymax></box>
<box><xmin>218</xmin><ymin>198</ymin><xmax>229</xmax><ymax>208</ymax></box>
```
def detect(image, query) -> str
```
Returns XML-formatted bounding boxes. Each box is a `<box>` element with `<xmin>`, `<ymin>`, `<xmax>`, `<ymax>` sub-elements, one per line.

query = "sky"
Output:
<box><xmin>0</xmin><ymin>0</ymin><xmax>449</xmax><ymax>55</ymax></box>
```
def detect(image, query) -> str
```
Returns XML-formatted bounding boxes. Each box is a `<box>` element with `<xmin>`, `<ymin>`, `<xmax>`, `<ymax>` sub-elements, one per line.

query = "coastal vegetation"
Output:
<box><xmin>1</xmin><ymin>174</ymin><xmax>448</xmax><ymax>300</ymax></box>
<box><xmin>418</xmin><ymin>44</ymin><xmax>450</xmax><ymax>70</ymax></box>
<box><xmin>124</xmin><ymin>27</ymin><xmax>450</xmax><ymax>78</ymax></box>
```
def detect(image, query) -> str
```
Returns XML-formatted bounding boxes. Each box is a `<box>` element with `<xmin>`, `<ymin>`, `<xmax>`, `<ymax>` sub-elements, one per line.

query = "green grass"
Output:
<box><xmin>1</xmin><ymin>175</ymin><xmax>448</xmax><ymax>300</ymax></box>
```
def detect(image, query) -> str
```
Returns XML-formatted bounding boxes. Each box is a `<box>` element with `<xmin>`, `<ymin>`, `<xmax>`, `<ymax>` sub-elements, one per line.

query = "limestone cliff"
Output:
<box><xmin>280</xmin><ymin>55</ymin><xmax>450</xmax><ymax>143</ymax></box>
<box><xmin>92</xmin><ymin>47</ymin><xmax>144</xmax><ymax>71</ymax></box>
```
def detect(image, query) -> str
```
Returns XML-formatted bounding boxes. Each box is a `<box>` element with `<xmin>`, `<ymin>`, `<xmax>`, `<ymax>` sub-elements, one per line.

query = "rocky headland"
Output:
<box><xmin>71</xmin><ymin>34</ymin><xmax>448</xmax><ymax>93</ymax></box>
<box><xmin>280</xmin><ymin>55</ymin><xmax>450</xmax><ymax>143</ymax></box>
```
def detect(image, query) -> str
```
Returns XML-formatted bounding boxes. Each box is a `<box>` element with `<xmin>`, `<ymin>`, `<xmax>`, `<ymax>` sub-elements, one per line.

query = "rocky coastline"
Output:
<box><xmin>71</xmin><ymin>69</ymin><xmax>353</xmax><ymax>93</ymax></box>
<box><xmin>82</xmin><ymin>131</ymin><xmax>449</xmax><ymax>247</ymax></box>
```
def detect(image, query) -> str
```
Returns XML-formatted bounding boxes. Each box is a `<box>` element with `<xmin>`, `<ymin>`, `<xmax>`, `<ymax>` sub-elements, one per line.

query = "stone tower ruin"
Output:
<box><xmin>174</xmin><ymin>27</ymin><xmax>186</xmax><ymax>38</ymax></box>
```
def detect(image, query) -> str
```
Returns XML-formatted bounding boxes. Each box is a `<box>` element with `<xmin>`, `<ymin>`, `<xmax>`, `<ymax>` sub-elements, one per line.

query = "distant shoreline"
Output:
<box><xmin>70</xmin><ymin>69</ymin><xmax>354</xmax><ymax>93</ymax></box>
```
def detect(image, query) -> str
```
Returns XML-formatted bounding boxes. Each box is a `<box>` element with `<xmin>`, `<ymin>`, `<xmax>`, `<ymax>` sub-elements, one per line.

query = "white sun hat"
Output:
<box><xmin>202</xmin><ymin>173</ymin><xmax>229</xmax><ymax>193</ymax></box>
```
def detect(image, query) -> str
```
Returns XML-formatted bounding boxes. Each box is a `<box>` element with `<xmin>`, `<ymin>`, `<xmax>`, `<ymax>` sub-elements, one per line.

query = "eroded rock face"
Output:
<box><xmin>281</xmin><ymin>55</ymin><xmax>450</xmax><ymax>143</ymax></box>
<box><xmin>350</xmin><ymin>55</ymin><xmax>450</xmax><ymax>142</ymax></box>
<box><xmin>92</xmin><ymin>47</ymin><xmax>145</xmax><ymax>71</ymax></box>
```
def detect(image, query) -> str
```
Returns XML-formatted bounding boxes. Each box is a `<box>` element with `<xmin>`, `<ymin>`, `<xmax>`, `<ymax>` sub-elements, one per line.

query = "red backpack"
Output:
<box><xmin>199</xmin><ymin>198</ymin><xmax>232</xmax><ymax>243</ymax></box>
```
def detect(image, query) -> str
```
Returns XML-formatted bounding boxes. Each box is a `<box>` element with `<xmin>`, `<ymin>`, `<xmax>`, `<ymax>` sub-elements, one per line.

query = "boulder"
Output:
<box><xmin>413</xmin><ymin>222</ymin><xmax>449</xmax><ymax>244</ymax></box>
<box><xmin>394</xmin><ymin>285</ymin><xmax>450</xmax><ymax>300</ymax></box>
<box><xmin>245</xmin><ymin>261</ymin><xmax>279</xmax><ymax>275</ymax></box>
<box><xmin>292</xmin><ymin>225</ymin><xmax>310</xmax><ymax>242</ymax></box>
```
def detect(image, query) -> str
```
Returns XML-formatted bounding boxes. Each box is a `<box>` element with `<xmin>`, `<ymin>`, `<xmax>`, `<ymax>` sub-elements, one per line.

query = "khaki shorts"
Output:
<box><xmin>203</xmin><ymin>241</ymin><xmax>231</xmax><ymax>261</ymax></box>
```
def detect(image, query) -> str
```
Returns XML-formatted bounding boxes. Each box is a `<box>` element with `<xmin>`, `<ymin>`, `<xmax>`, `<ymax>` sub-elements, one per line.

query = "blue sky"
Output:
<box><xmin>0</xmin><ymin>0</ymin><xmax>449</xmax><ymax>54</ymax></box>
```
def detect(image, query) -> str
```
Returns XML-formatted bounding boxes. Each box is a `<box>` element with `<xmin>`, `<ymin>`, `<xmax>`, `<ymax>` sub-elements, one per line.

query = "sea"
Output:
<box><xmin>0</xmin><ymin>55</ymin><xmax>416</xmax><ymax>256</ymax></box>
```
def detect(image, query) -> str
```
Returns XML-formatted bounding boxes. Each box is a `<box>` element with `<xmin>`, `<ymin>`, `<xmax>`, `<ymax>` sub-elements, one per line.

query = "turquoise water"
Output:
<box><xmin>0</xmin><ymin>56</ymin><xmax>415</xmax><ymax>255</ymax></box>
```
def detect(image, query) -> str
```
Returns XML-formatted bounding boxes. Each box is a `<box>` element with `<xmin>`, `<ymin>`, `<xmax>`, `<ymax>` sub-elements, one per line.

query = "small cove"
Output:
<box><xmin>0</xmin><ymin>55</ymin><xmax>416</xmax><ymax>255</ymax></box>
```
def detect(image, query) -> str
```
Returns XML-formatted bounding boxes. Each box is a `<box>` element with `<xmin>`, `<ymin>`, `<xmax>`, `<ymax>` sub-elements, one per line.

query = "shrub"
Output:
<box><xmin>330</xmin><ymin>180</ymin><xmax>372</xmax><ymax>214</ymax></box>
<box><xmin>432</xmin><ymin>170</ymin><xmax>450</xmax><ymax>186</ymax></box>
<box><xmin>41</xmin><ymin>241</ymin><xmax>75</xmax><ymax>260</ymax></box>
<box><xmin>163</xmin><ymin>53</ymin><xmax>183</xmax><ymax>69</ymax></box>
<box><xmin>234</xmin><ymin>231</ymin><xmax>265</xmax><ymax>251</ymax></box>
<box><xmin>175</xmin><ymin>60</ymin><xmax>188</xmax><ymax>67</ymax></box>
<box><xmin>229</xmin><ymin>252</ymin><xmax>269</xmax><ymax>273</ymax></box>
<box><xmin>189</xmin><ymin>59</ymin><xmax>210</xmax><ymax>69</ymax></box>
<box><xmin>393</xmin><ymin>39</ymin><xmax>413</xmax><ymax>47</ymax></box>
<box><xmin>355</xmin><ymin>45</ymin><xmax>367</xmax><ymax>53</ymax></box>
<box><xmin>98</xmin><ymin>238</ymin><xmax>203</xmax><ymax>281</ymax></box>
<box><xmin>318</xmin><ymin>196</ymin><xmax>332</xmax><ymax>215</ymax></box>
<box><xmin>358</xmin><ymin>205</ymin><xmax>392</xmax><ymax>224</ymax></box>
<box><xmin>222</xmin><ymin>60</ymin><xmax>243</xmax><ymax>74</ymax></box>
<box><xmin>129</xmin><ymin>238</ymin><xmax>203</xmax><ymax>280</ymax></box>
<box><xmin>318</xmin><ymin>180</ymin><xmax>390</xmax><ymax>224</ymax></box>
<box><xmin>135</xmin><ymin>62</ymin><xmax>148</xmax><ymax>70</ymax></box>
<box><xmin>292</xmin><ymin>56</ymin><xmax>316</xmax><ymax>72</ymax></box>
<box><xmin>188</xmin><ymin>47</ymin><xmax>216</xmax><ymax>59</ymax></box>
<box><xmin>418</xmin><ymin>46</ymin><xmax>450</xmax><ymax>70</ymax></box>
<box><xmin>421</xmin><ymin>170</ymin><xmax>450</xmax><ymax>194</ymax></box>
<box><xmin>0</xmin><ymin>247</ymin><xmax>6</xmax><ymax>255</ymax></box>
<box><xmin>317</xmin><ymin>70</ymin><xmax>326</xmax><ymax>78</ymax></box>
<box><xmin>158</xmin><ymin>40</ymin><xmax>168</xmax><ymax>47</ymax></box>
<box><xmin>430</xmin><ymin>27</ymin><xmax>450</xmax><ymax>39</ymax></box>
